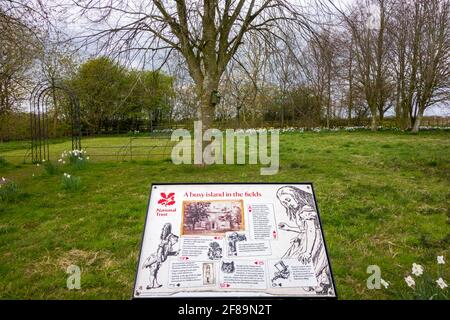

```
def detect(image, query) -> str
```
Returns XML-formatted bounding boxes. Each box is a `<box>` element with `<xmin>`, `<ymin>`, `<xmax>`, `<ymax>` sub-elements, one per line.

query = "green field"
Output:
<box><xmin>0</xmin><ymin>131</ymin><xmax>449</xmax><ymax>299</ymax></box>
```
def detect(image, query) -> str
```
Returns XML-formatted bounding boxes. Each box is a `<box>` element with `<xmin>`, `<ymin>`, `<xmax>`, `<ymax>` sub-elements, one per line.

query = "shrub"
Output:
<box><xmin>0</xmin><ymin>156</ymin><xmax>8</xmax><ymax>168</ymax></box>
<box><xmin>0</xmin><ymin>178</ymin><xmax>21</xmax><ymax>202</ymax></box>
<box><xmin>43</xmin><ymin>161</ymin><xmax>59</xmax><ymax>175</ymax></box>
<box><xmin>61</xmin><ymin>173</ymin><xmax>81</xmax><ymax>191</ymax></box>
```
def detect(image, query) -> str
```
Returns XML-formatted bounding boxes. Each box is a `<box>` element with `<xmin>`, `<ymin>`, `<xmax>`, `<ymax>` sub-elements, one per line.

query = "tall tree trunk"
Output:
<box><xmin>379</xmin><ymin>108</ymin><xmax>384</xmax><ymax>122</ymax></box>
<box><xmin>196</xmin><ymin>75</ymin><xmax>218</xmax><ymax>164</ymax></box>
<box><xmin>370</xmin><ymin>115</ymin><xmax>378</xmax><ymax>131</ymax></box>
<box><xmin>411</xmin><ymin>109</ymin><xmax>424</xmax><ymax>133</ymax></box>
<box><xmin>375</xmin><ymin>0</ymin><xmax>386</xmax><ymax>129</ymax></box>
<box><xmin>401</xmin><ymin>100</ymin><xmax>411</xmax><ymax>129</ymax></box>
<box><xmin>347</xmin><ymin>76</ymin><xmax>353</xmax><ymax>124</ymax></box>
<box><xmin>369</xmin><ymin>99</ymin><xmax>378</xmax><ymax>131</ymax></box>
<box><xmin>326</xmin><ymin>72</ymin><xmax>331</xmax><ymax>129</ymax></box>
<box><xmin>199</xmin><ymin>77</ymin><xmax>217</xmax><ymax>132</ymax></box>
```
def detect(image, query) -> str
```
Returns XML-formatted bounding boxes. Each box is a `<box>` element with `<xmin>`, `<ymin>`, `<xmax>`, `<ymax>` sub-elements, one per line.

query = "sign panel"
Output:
<box><xmin>133</xmin><ymin>183</ymin><xmax>337</xmax><ymax>298</ymax></box>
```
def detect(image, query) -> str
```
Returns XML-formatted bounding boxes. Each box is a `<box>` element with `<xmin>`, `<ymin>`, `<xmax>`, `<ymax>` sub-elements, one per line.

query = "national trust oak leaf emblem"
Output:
<box><xmin>158</xmin><ymin>192</ymin><xmax>175</xmax><ymax>206</ymax></box>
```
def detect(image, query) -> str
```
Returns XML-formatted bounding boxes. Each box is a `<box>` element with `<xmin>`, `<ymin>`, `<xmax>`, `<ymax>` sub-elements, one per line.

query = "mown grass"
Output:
<box><xmin>0</xmin><ymin>130</ymin><xmax>449</xmax><ymax>299</ymax></box>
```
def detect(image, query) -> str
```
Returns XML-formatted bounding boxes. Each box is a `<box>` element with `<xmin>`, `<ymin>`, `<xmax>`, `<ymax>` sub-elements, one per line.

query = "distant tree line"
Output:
<box><xmin>170</xmin><ymin>0</ymin><xmax>449</xmax><ymax>132</ymax></box>
<box><xmin>1</xmin><ymin>0</ymin><xmax>449</xmax><ymax>142</ymax></box>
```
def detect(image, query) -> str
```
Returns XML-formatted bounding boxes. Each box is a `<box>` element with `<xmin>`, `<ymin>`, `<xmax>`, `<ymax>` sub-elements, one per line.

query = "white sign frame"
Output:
<box><xmin>133</xmin><ymin>183</ymin><xmax>337</xmax><ymax>299</ymax></box>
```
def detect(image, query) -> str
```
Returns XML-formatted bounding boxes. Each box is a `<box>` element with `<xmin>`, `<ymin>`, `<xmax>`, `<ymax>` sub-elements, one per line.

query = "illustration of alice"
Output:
<box><xmin>142</xmin><ymin>223</ymin><xmax>179</xmax><ymax>289</ymax></box>
<box><xmin>276</xmin><ymin>186</ymin><xmax>332</xmax><ymax>294</ymax></box>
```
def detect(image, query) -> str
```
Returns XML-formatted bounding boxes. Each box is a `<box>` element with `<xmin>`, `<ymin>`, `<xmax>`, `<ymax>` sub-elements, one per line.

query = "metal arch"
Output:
<box><xmin>30</xmin><ymin>82</ymin><xmax>49</xmax><ymax>163</ymax></box>
<box><xmin>29</xmin><ymin>80</ymin><xmax>82</xmax><ymax>163</ymax></box>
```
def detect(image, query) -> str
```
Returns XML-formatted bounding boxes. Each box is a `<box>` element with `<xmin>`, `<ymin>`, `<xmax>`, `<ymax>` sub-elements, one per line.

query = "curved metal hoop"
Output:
<box><xmin>30</xmin><ymin>80</ymin><xmax>81</xmax><ymax>163</ymax></box>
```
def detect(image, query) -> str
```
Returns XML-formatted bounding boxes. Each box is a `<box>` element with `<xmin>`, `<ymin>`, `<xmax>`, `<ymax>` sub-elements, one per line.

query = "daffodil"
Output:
<box><xmin>380</xmin><ymin>278</ymin><xmax>389</xmax><ymax>289</ymax></box>
<box><xmin>405</xmin><ymin>275</ymin><xmax>415</xmax><ymax>287</ymax></box>
<box><xmin>436</xmin><ymin>278</ymin><xmax>447</xmax><ymax>289</ymax></box>
<box><xmin>412</xmin><ymin>263</ymin><xmax>424</xmax><ymax>276</ymax></box>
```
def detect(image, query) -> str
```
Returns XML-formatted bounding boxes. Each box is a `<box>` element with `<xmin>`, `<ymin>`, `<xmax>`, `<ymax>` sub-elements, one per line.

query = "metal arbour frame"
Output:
<box><xmin>30</xmin><ymin>80</ymin><xmax>82</xmax><ymax>163</ymax></box>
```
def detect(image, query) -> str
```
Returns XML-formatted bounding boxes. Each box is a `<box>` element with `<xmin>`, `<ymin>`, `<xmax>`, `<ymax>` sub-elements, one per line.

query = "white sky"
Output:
<box><xmin>43</xmin><ymin>0</ymin><xmax>449</xmax><ymax>116</ymax></box>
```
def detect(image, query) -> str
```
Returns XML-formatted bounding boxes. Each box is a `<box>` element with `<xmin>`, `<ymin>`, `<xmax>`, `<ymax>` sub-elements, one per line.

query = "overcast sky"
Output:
<box><xmin>45</xmin><ymin>0</ymin><xmax>449</xmax><ymax>116</ymax></box>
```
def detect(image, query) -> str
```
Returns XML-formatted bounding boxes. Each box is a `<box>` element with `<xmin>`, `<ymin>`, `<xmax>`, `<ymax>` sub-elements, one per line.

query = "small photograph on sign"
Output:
<box><xmin>181</xmin><ymin>200</ymin><xmax>245</xmax><ymax>235</ymax></box>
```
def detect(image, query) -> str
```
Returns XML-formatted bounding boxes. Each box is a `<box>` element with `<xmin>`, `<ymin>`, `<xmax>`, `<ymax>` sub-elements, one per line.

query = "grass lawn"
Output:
<box><xmin>0</xmin><ymin>130</ymin><xmax>449</xmax><ymax>299</ymax></box>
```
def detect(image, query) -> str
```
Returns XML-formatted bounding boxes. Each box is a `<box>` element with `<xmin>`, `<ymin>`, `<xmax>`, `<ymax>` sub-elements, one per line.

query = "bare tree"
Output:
<box><xmin>38</xmin><ymin>32</ymin><xmax>78</xmax><ymax>134</ymax></box>
<box><xmin>74</xmin><ymin>1</ymin><xmax>315</xmax><ymax>136</ymax></box>
<box><xmin>333</xmin><ymin>0</ymin><xmax>391</xmax><ymax>130</ymax></box>
<box><xmin>0</xmin><ymin>0</ymin><xmax>47</xmax><ymax>116</ymax></box>
<box><xmin>387</xmin><ymin>0</ymin><xmax>449</xmax><ymax>132</ymax></box>
<box><xmin>410</xmin><ymin>0</ymin><xmax>449</xmax><ymax>132</ymax></box>
<box><xmin>268</xmin><ymin>32</ymin><xmax>302</xmax><ymax>127</ymax></box>
<box><xmin>299</xmin><ymin>28</ymin><xmax>337</xmax><ymax>128</ymax></box>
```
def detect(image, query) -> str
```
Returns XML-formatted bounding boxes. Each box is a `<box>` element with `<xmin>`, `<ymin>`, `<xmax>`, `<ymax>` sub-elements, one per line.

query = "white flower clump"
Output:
<box><xmin>154</xmin><ymin>126</ymin><xmax>448</xmax><ymax>135</ymax></box>
<box><xmin>281</xmin><ymin>127</ymin><xmax>298</xmax><ymax>133</ymax></box>
<box><xmin>153</xmin><ymin>128</ymin><xmax>174</xmax><ymax>133</ymax></box>
<box><xmin>232</xmin><ymin>128</ymin><xmax>282</xmax><ymax>135</ymax></box>
<box><xmin>233</xmin><ymin>125</ymin><xmax>450</xmax><ymax>134</ymax></box>
<box><xmin>59</xmin><ymin>149</ymin><xmax>88</xmax><ymax>163</ymax></box>
<box><xmin>419</xmin><ymin>126</ymin><xmax>450</xmax><ymax>131</ymax></box>
<box><xmin>402</xmin><ymin>257</ymin><xmax>447</xmax><ymax>294</ymax></box>
<box><xmin>69</xmin><ymin>149</ymin><xmax>86</xmax><ymax>157</ymax></box>
<box><xmin>235</xmin><ymin>128</ymin><xmax>253</xmax><ymax>135</ymax></box>
<box><xmin>63</xmin><ymin>173</ymin><xmax>71</xmax><ymax>179</ymax></box>
<box><xmin>345</xmin><ymin>126</ymin><xmax>366</xmax><ymax>131</ymax></box>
